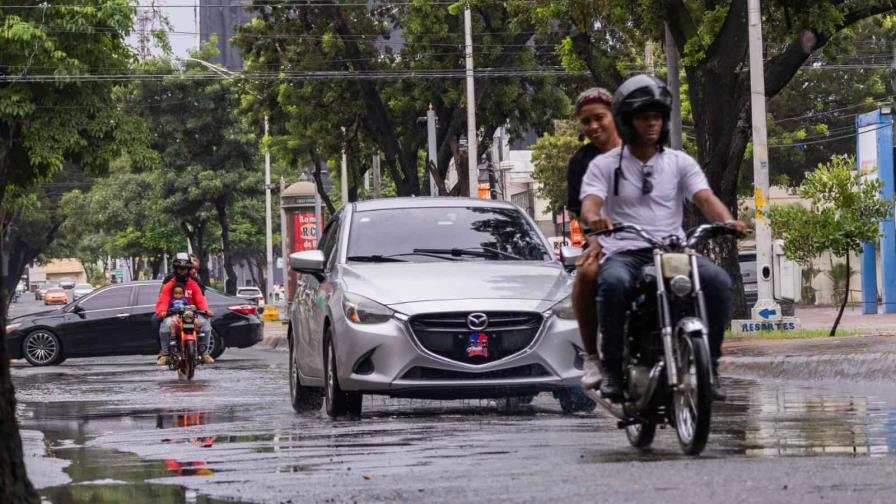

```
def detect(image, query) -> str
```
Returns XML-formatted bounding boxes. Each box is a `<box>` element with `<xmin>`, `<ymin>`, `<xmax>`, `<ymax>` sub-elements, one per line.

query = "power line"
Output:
<box><xmin>0</xmin><ymin>66</ymin><xmax>586</xmax><ymax>83</ymax></box>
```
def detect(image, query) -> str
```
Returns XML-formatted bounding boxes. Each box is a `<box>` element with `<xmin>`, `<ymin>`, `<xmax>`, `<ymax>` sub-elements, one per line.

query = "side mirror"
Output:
<box><xmin>560</xmin><ymin>246</ymin><xmax>583</xmax><ymax>272</ymax></box>
<box><xmin>71</xmin><ymin>304</ymin><xmax>85</xmax><ymax>317</ymax></box>
<box><xmin>290</xmin><ymin>250</ymin><xmax>326</xmax><ymax>273</ymax></box>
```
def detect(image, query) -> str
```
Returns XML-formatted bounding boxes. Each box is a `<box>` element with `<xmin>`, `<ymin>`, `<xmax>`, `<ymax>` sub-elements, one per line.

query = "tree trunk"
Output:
<box><xmin>830</xmin><ymin>254</ymin><xmax>850</xmax><ymax>337</ymax></box>
<box><xmin>181</xmin><ymin>220</ymin><xmax>211</xmax><ymax>285</ymax></box>
<box><xmin>214</xmin><ymin>201</ymin><xmax>238</xmax><ymax>295</ymax></box>
<box><xmin>0</xmin><ymin>217</ymin><xmax>41</xmax><ymax>504</ymax></box>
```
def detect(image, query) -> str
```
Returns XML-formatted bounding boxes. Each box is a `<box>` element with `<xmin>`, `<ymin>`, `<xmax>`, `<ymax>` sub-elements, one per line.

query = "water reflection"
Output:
<box><xmin>717</xmin><ymin>380</ymin><xmax>896</xmax><ymax>457</ymax></box>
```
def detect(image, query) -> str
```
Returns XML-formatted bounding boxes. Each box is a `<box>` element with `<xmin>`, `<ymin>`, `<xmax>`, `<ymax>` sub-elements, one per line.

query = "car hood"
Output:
<box><xmin>339</xmin><ymin>261</ymin><xmax>571</xmax><ymax>307</ymax></box>
<box><xmin>8</xmin><ymin>308</ymin><xmax>66</xmax><ymax>330</ymax></box>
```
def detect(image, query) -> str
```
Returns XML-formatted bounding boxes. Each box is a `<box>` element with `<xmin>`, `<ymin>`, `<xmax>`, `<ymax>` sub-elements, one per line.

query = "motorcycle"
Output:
<box><xmin>166</xmin><ymin>305</ymin><xmax>206</xmax><ymax>381</ymax></box>
<box><xmin>579</xmin><ymin>222</ymin><xmax>736</xmax><ymax>455</ymax></box>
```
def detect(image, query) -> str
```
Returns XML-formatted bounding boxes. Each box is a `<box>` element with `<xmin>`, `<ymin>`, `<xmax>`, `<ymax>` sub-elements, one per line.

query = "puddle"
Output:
<box><xmin>39</xmin><ymin>445</ymin><xmax>240</xmax><ymax>504</ymax></box>
<box><xmin>714</xmin><ymin>379</ymin><xmax>896</xmax><ymax>458</ymax></box>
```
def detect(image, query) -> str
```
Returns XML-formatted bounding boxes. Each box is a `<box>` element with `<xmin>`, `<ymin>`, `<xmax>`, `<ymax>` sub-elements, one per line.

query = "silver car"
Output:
<box><xmin>287</xmin><ymin>198</ymin><xmax>582</xmax><ymax>418</ymax></box>
<box><xmin>72</xmin><ymin>283</ymin><xmax>95</xmax><ymax>300</ymax></box>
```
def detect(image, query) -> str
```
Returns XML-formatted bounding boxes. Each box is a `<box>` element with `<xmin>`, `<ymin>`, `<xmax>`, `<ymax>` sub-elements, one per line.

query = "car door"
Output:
<box><xmin>299</xmin><ymin>215</ymin><xmax>340</xmax><ymax>379</ymax></box>
<box><xmin>60</xmin><ymin>285</ymin><xmax>136</xmax><ymax>356</ymax></box>
<box><xmin>130</xmin><ymin>283</ymin><xmax>165</xmax><ymax>354</ymax></box>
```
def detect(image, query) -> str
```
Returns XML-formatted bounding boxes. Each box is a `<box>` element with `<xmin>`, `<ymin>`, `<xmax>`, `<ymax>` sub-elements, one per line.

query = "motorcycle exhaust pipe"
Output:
<box><xmin>583</xmin><ymin>361</ymin><xmax>666</xmax><ymax>422</ymax></box>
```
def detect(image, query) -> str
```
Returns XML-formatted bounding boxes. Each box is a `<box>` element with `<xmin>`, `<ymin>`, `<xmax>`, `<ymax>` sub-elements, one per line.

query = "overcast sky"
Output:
<box><xmin>128</xmin><ymin>0</ymin><xmax>200</xmax><ymax>58</ymax></box>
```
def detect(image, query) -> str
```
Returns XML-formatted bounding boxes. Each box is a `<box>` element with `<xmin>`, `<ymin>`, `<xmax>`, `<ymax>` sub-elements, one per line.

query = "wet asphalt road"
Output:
<box><xmin>9</xmin><ymin>297</ymin><xmax>896</xmax><ymax>503</ymax></box>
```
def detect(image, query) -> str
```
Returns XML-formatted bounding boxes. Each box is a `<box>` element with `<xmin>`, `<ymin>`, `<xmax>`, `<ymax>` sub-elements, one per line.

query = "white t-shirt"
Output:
<box><xmin>579</xmin><ymin>146</ymin><xmax>710</xmax><ymax>257</ymax></box>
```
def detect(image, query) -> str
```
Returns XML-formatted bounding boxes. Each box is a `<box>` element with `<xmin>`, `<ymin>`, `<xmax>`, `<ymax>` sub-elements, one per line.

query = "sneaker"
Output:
<box><xmin>200</xmin><ymin>355</ymin><xmax>215</xmax><ymax>365</ymax></box>
<box><xmin>156</xmin><ymin>355</ymin><xmax>169</xmax><ymax>366</ymax></box>
<box><xmin>580</xmin><ymin>354</ymin><xmax>602</xmax><ymax>390</ymax></box>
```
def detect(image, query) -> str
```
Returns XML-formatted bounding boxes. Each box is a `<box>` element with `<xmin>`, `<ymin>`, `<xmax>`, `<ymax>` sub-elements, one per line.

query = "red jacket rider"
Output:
<box><xmin>155</xmin><ymin>277</ymin><xmax>209</xmax><ymax>319</ymax></box>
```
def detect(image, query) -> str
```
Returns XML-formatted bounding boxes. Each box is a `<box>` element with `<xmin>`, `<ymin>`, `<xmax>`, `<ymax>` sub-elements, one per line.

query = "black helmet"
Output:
<box><xmin>172</xmin><ymin>252</ymin><xmax>191</xmax><ymax>269</ymax></box>
<box><xmin>612</xmin><ymin>74</ymin><xmax>673</xmax><ymax>146</ymax></box>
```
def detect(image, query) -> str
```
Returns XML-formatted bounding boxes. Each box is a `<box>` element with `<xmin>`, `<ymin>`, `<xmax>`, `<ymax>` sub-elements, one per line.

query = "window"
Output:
<box><xmin>79</xmin><ymin>287</ymin><xmax>134</xmax><ymax>311</ymax></box>
<box><xmin>347</xmin><ymin>206</ymin><xmax>550</xmax><ymax>263</ymax></box>
<box><xmin>318</xmin><ymin>213</ymin><xmax>342</xmax><ymax>269</ymax></box>
<box><xmin>135</xmin><ymin>284</ymin><xmax>161</xmax><ymax>307</ymax></box>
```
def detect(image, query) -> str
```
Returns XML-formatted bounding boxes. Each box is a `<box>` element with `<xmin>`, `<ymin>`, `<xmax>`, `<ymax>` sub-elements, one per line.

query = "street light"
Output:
<box><xmin>178</xmin><ymin>57</ymin><xmax>275</xmax><ymax>301</ymax></box>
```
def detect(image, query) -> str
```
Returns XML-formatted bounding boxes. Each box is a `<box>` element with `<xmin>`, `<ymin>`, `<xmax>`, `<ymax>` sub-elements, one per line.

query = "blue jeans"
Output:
<box><xmin>596</xmin><ymin>248</ymin><xmax>732</xmax><ymax>367</ymax></box>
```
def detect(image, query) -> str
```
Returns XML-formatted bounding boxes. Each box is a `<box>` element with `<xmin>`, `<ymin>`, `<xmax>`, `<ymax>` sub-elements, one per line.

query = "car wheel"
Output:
<box><xmin>22</xmin><ymin>330</ymin><xmax>64</xmax><ymax>366</ymax></box>
<box><xmin>289</xmin><ymin>331</ymin><xmax>323</xmax><ymax>413</ymax></box>
<box><xmin>324</xmin><ymin>331</ymin><xmax>362</xmax><ymax>418</ymax></box>
<box><xmin>208</xmin><ymin>330</ymin><xmax>225</xmax><ymax>359</ymax></box>
<box><xmin>556</xmin><ymin>387</ymin><xmax>597</xmax><ymax>414</ymax></box>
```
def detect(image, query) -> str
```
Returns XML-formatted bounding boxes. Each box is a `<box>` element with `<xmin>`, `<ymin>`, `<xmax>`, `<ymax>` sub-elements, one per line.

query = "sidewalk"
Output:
<box><xmin>259</xmin><ymin>320</ymin><xmax>288</xmax><ymax>350</ymax></box>
<box><xmin>794</xmin><ymin>304</ymin><xmax>896</xmax><ymax>335</ymax></box>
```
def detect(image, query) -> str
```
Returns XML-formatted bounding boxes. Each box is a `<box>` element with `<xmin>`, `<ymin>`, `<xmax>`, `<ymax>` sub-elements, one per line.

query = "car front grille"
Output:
<box><xmin>401</xmin><ymin>364</ymin><xmax>550</xmax><ymax>381</ymax></box>
<box><xmin>408</xmin><ymin>311</ymin><xmax>543</xmax><ymax>365</ymax></box>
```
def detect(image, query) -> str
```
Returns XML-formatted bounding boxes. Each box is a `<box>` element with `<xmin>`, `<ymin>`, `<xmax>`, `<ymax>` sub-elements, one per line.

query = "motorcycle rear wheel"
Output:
<box><xmin>625</xmin><ymin>421</ymin><xmax>657</xmax><ymax>449</ymax></box>
<box><xmin>672</xmin><ymin>334</ymin><xmax>712</xmax><ymax>455</ymax></box>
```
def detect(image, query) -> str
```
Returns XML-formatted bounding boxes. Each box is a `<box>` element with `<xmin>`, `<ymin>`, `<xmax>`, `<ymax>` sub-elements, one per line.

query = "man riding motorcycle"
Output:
<box><xmin>155</xmin><ymin>253</ymin><xmax>215</xmax><ymax>365</ymax></box>
<box><xmin>578</xmin><ymin>74</ymin><xmax>747</xmax><ymax>401</ymax></box>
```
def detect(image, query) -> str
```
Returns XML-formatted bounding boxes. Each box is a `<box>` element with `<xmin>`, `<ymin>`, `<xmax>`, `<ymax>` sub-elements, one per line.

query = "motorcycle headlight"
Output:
<box><xmin>342</xmin><ymin>293</ymin><xmax>393</xmax><ymax>324</ymax></box>
<box><xmin>669</xmin><ymin>275</ymin><xmax>693</xmax><ymax>298</ymax></box>
<box><xmin>549</xmin><ymin>295</ymin><xmax>576</xmax><ymax>319</ymax></box>
<box><xmin>5</xmin><ymin>323</ymin><xmax>21</xmax><ymax>335</ymax></box>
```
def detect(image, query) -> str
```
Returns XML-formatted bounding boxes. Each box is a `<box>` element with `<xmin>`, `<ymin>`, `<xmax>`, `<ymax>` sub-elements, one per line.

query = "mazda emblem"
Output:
<box><xmin>467</xmin><ymin>313</ymin><xmax>489</xmax><ymax>331</ymax></box>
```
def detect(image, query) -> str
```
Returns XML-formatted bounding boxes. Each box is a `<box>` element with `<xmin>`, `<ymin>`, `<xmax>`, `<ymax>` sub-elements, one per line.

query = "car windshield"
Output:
<box><xmin>347</xmin><ymin>206</ymin><xmax>551</xmax><ymax>263</ymax></box>
<box><xmin>238</xmin><ymin>288</ymin><xmax>260</xmax><ymax>295</ymax></box>
<box><xmin>75</xmin><ymin>284</ymin><xmax>92</xmax><ymax>289</ymax></box>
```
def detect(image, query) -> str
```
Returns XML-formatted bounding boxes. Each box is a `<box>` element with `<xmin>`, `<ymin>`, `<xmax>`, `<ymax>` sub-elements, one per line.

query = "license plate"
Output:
<box><xmin>744</xmin><ymin>284</ymin><xmax>758</xmax><ymax>292</ymax></box>
<box><xmin>466</xmin><ymin>331</ymin><xmax>489</xmax><ymax>359</ymax></box>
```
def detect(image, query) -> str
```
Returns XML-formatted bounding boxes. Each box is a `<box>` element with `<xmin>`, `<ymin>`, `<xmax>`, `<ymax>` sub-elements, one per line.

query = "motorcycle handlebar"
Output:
<box><xmin>585</xmin><ymin>222</ymin><xmax>738</xmax><ymax>249</ymax></box>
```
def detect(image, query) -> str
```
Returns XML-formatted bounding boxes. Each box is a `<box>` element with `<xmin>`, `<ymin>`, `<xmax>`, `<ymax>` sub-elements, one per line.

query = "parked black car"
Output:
<box><xmin>739</xmin><ymin>251</ymin><xmax>795</xmax><ymax>316</ymax></box>
<box><xmin>6</xmin><ymin>281</ymin><xmax>264</xmax><ymax>366</ymax></box>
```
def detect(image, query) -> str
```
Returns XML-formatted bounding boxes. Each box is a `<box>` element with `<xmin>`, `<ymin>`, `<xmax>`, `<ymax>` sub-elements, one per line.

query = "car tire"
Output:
<box><xmin>556</xmin><ymin>388</ymin><xmax>597</xmax><ymax>414</ymax></box>
<box><xmin>324</xmin><ymin>332</ymin><xmax>362</xmax><ymax>418</ymax></box>
<box><xmin>208</xmin><ymin>330</ymin><xmax>225</xmax><ymax>359</ymax></box>
<box><xmin>289</xmin><ymin>331</ymin><xmax>323</xmax><ymax>413</ymax></box>
<box><xmin>22</xmin><ymin>330</ymin><xmax>64</xmax><ymax>366</ymax></box>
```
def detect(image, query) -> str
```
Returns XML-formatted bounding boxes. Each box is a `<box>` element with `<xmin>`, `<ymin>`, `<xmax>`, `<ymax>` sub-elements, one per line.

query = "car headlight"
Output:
<box><xmin>342</xmin><ymin>293</ymin><xmax>393</xmax><ymax>324</ymax></box>
<box><xmin>5</xmin><ymin>323</ymin><xmax>21</xmax><ymax>335</ymax></box>
<box><xmin>549</xmin><ymin>295</ymin><xmax>576</xmax><ymax>319</ymax></box>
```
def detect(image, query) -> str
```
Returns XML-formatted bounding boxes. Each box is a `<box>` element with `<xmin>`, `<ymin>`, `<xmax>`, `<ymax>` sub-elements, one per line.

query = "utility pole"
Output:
<box><xmin>426</xmin><ymin>104</ymin><xmax>439</xmax><ymax>196</ymax></box>
<box><xmin>279</xmin><ymin>177</ymin><xmax>288</xmax><ymax>297</ymax></box>
<box><xmin>194</xmin><ymin>0</ymin><xmax>200</xmax><ymax>49</ymax></box>
<box><xmin>645</xmin><ymin>40</ymin><xmax>655</xmax><ymax>74</ymax></box>
<box><xmin>263</xmin><ymin>115</ymin><xmax>274</xmax><ymax>303</ymax></box>
<box><xmin>464</xmin><ymin>7</ymin><xmax>478</xmax><ymax>198</ymax></box>
<box><xmin>746</xmin><ymin>0</ymin><xmax>780</xmax><ymax>320</ymax></box>
<box><xmin>341</xmin><ymin>127</ymin><xmax>348</xmax><ymax>205</ymax></box>
<box><xmin>372</xmin><ymin>154</ymin><xmax>381</xmax><ymax>199</ymax></box>
<box><xmin>665</xmin><ymin>24</ymin><xmax>683</xmax><ymax>150</ymax></box>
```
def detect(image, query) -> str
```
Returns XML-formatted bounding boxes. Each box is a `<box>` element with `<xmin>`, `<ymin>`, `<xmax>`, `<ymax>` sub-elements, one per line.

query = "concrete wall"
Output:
<box><xmin>740</xmin><ymin>186</ymin><xmax>865</xmax><ymax>305</ymax></box>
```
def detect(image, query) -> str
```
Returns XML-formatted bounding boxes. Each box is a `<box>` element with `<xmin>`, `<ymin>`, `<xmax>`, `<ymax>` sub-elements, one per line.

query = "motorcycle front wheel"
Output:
<box><xmin>672</xmin><ymin>334</ymin><xmax>712</xmax><ymax>455</ymax></box>
<box><xmin>180</xmin><ymin>340</ymin><xmax>197</xmax><ymax>381</ymax></box>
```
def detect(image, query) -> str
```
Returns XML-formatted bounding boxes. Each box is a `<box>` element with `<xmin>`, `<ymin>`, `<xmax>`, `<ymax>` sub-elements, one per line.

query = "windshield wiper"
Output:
<box><xmin>346</xmin><ymin>255</ymin><xmax>407</xmax><ymax>263</ymax></box>
<box><xmin>413</xmin><ymin>247</ymin><xmax>522</xmax><ymax>260</ymax></box>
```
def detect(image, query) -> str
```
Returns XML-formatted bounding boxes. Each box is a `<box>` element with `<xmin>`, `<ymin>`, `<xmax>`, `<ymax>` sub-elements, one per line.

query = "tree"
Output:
<box><xmin>737</xmin><ymin>16</ymin><xmax>896</xmax><ymax>194</ymax></box>
<box><xmin>129</xmin><ymin>47</ymin><xmax>262</xmax><ymax>293</ymax></box>
<box><xmin>0</xmin><ymin>3</ymin><xmax>145</xmax><ymax>502</ymax></box>
<box><xmin>523</xmin><ymin>1</ymin><xmax>896</xmax><ymax>317</ymax></box>
<box><xmin>768</xmin><ymin>155</ymin><xmax>893</xmax><ymax>336</ymax></box>
<box><xmin>531</xmin><ymin>119</ymin><xmax>581</xmax><ymax>214</ymax></box>
<box><xmin>234</xmin><ymin>0</ymin><xmax>570</xmax><ymax>198</ymax></box>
